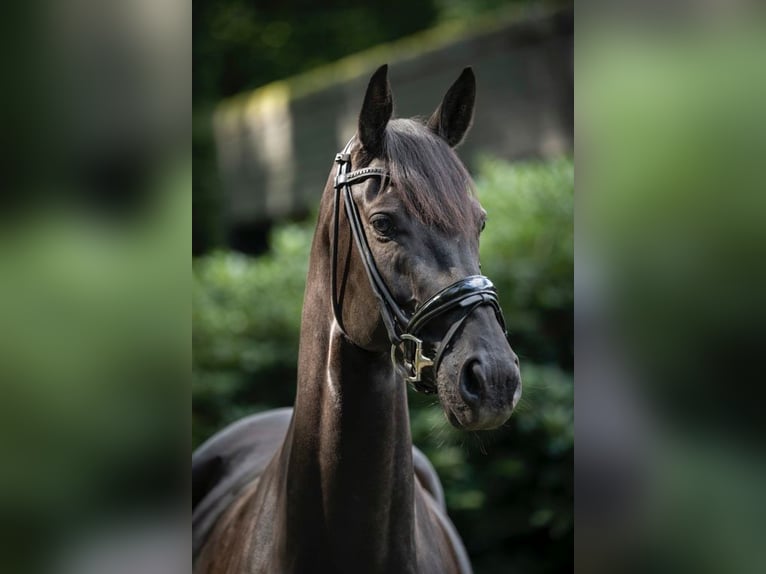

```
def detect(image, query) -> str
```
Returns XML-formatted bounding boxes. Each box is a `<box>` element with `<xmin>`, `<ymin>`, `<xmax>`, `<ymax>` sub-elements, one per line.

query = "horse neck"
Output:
<box><xmin>280</xmin><ymin>214</ymin><xmax>417</xmax><ymax>571</ymax></box>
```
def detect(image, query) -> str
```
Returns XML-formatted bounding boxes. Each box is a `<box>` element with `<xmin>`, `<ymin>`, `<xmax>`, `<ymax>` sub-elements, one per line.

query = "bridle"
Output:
<box><xmin>331</xmin><ymin>138</ymin><xmax>508</xmax><ymax>394</ymax></box>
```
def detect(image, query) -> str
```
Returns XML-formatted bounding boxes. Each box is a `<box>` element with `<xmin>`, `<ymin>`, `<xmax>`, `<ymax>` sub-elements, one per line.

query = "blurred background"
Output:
<box><xmin>193</xmin><ymin>1</ymin><xmax>573</xmax><ymax>573</ymax></box>
<box><xmin>1</xmin><ymin>0</ymin><xmax>189</xmax><ymax>573</ymax></box>
<box><xmin>577</xmin><ymin>2</ymin><xmax>766</xmax><ymax>574</ymax></box>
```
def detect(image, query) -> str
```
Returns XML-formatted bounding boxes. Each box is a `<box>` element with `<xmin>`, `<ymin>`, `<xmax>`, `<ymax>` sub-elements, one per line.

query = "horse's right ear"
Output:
<box><xmin>358</xmin><ymin>64</ymin><xmax>393</xmax><ymax>157</ymax></box>
<box><xmin>427</xmin><ymin>67</ymin><xmax>476</xmax><ymax>147</ymax></box>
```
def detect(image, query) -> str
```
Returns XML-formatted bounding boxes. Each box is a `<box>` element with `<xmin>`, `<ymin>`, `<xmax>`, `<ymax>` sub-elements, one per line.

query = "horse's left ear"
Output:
<box><xmin>427</xmin><ymin>67</ymin><xmax>476</xmax><ymax>148</ymax></box>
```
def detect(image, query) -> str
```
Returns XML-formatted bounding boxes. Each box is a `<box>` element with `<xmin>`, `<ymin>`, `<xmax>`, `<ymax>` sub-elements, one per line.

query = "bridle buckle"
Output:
<box><xmin>391</xmin><ymin>334</ymin><xmax>434</xmax><ymax>384</ymax></box>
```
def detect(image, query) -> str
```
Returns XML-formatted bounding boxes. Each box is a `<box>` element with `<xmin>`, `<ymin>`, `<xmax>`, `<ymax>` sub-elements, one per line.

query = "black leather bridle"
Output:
<box><xmin>331</xmin><ymin>138</ymin><xmax>508</xmax><ymax>394</ymax></box>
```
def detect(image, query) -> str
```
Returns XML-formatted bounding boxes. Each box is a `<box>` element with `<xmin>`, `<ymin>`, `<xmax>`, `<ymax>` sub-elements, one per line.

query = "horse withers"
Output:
<box><xmin>193</xmin><ymin>64</ymin><xmax>521</xmax><ymax>574</ymax></box>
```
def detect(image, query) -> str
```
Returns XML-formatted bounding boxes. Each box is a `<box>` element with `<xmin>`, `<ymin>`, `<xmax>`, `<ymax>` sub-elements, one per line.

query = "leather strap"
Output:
<box><xmin>331</xmin><ymin>140</ymin><xmax>404</xmax><ymax>345</ymax></box>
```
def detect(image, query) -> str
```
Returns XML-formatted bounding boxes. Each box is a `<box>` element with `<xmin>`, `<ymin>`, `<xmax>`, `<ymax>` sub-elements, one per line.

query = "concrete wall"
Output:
<box><xmin>212</xmin><ymin>8</ymin><xmax>572</xmax><ymax>229</ymax></box>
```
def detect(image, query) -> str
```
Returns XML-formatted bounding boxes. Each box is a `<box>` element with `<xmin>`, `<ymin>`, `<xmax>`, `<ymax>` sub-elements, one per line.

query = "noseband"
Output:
<box><xmin>331</xmin><ymin>139</ymin><xmax>508</xmax><ymax>394</ymax></box>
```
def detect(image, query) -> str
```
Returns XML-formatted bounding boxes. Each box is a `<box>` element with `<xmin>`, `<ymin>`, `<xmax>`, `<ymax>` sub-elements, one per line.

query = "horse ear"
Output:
<box><xmin>427</xmin><ymin>67</ymin><xmax>476</xmax><ymax>147</ymax></box>
<box><xmin>358</xmin><ymin>64</ymin><xmax>393</xmax><ymax>157</ymax></box>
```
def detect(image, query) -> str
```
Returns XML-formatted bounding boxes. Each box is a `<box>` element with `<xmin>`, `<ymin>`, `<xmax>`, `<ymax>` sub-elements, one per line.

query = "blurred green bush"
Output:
<box><xmin>476</xmin><ymin>156</ymin><xmax>573</xmax><ymax>369</ymax></box>
<box><xmin>192</xmin><ymin>156</ymin><xmax>573</xmax><ymax>574</ymax></box>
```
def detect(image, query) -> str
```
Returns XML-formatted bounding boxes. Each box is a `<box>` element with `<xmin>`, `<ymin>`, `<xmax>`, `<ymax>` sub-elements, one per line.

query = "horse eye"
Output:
<box><xmin>371</xmin><ymin>214</ymin><xmax>394</xmax><ymax>236</ymax></box>
<box><xmin>480</xmin><ymin>219</ymin><xmax>487</xmax><ymax>233</ymax></box>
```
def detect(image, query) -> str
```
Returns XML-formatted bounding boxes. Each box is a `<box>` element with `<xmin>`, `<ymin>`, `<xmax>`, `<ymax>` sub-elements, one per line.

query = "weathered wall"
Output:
<box><xmin>212</xmin><ymin>8</ymin><xmax>572</xmax><ymax>229</ymax></box>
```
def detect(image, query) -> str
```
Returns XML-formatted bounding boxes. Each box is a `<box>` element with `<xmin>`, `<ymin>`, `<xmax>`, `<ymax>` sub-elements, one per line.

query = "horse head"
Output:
<box><xmin>326</xmin><ymin>64</ymin><xmax>521</xmax><ymax>430</ymax></box>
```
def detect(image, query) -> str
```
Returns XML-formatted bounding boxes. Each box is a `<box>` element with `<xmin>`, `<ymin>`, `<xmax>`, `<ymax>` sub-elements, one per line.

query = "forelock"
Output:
<box><xmin>382</xmin><ymin>119</ymin><xmax>476</xmax><ymax>233</ymax></box>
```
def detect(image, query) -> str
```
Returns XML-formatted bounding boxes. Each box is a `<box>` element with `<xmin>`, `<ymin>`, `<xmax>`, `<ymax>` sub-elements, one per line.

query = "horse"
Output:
<box><xmin>192</xmin><ymin>64</ymin><xmax>522</xmax><ymax>574</ymax></box>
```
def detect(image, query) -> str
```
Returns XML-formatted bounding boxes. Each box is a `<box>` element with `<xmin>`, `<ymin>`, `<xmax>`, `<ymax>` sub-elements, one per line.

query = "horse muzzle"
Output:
<box><xmin>438</xmin><ymin>308</ymin><xmax>521</xmax><ymax>430</ymax></box>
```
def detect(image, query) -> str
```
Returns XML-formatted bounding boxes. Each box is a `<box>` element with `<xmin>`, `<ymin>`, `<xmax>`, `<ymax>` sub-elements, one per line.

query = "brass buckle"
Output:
<box><xmin>391</xmin><ymin>334</ymin><xmax>434</xmax><ymax>383</ymax></box>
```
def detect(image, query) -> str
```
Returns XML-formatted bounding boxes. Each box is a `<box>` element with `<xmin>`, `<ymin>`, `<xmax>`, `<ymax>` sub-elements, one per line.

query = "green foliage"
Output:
<box><xmin>476</xmin><ymin>156</ymin><xmax>574</xmax><ymax>368</ymax></box>
<box><xmin>192</xmin><ymin>223</ymin><xmax>313</xmax><ymax>445</ymax></box>
<box><xmin>194</xmin><ymin>0</ymin><xmax>438</xmax><ymax>102</ymax></box>
<box><xmin>193</xmin><ymin>0</ymin><xmax>538</xmax><ymax>104</ymax></box>
<box><xmin>192</xmin><ymin>157</ymin><xmax>573</xmax><ymax>573</ymax></box>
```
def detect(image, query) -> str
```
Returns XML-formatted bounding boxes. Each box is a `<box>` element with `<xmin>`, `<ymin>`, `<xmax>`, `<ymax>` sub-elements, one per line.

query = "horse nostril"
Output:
<box><xmin>512</xmin><ymin>353</ymin><xmax>519</xmax><ymax>368</ymax></box>
<box><xmin>459</xmin><ymin>359</ymin><xmax>485</xmax><ymax>404</ymax></box>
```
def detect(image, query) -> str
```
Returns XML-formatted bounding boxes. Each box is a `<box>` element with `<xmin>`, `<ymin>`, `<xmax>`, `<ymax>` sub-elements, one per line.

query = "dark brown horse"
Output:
<box><xmin>193</xmin><ymin>65</ymin><xmax>521</xmax><ymax>574</ymax></box>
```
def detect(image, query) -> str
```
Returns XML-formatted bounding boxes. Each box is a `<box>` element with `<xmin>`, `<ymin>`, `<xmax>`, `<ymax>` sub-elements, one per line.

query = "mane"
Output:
<box><xmin>382</xmin><ymin>119</ymin><xmax>476</xmax><ymax>233</ymax></box>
